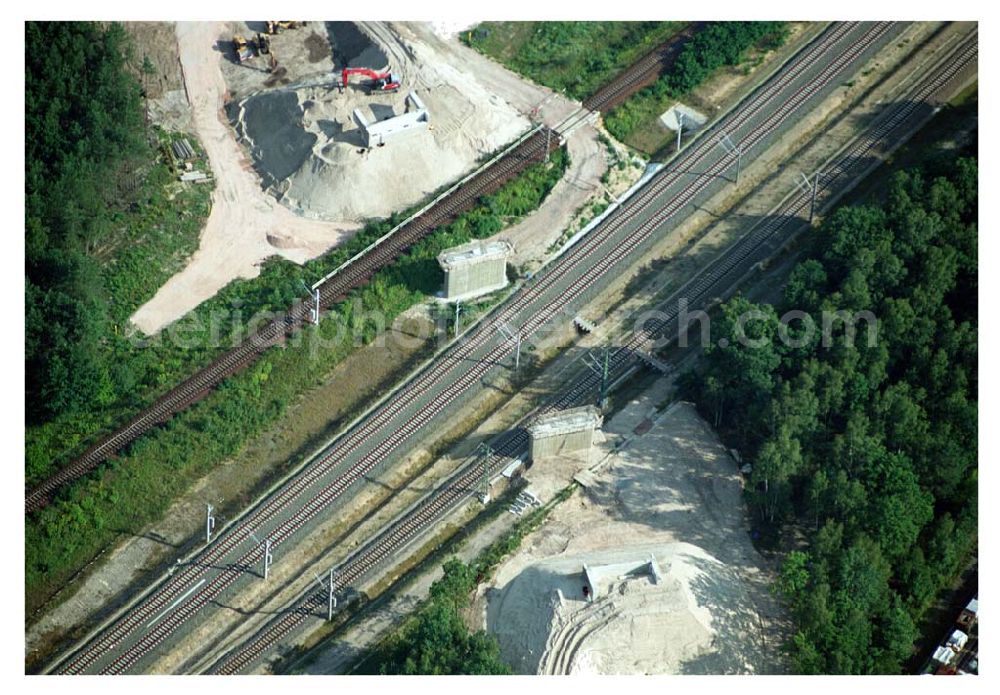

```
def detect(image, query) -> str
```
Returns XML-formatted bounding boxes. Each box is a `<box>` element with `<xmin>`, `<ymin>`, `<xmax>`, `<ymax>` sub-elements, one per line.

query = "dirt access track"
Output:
<box><xmin>131</xmin><ymin>22</ymin><xmax>356</xmax><ymax>335</ymax></box>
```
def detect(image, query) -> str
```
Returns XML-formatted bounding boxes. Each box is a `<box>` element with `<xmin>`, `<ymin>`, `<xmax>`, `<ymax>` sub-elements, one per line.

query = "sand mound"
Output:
<box><xmin>232</xmin><ymin>92</ymin><xmax>317</xmax><ymax>188</ymax></box>
<box><xmin>477</xmin><ymin>400</ymin><xmax>786</xmax><ymax>674</ymax></box>
<box><xmin>266</xmin><ymin>232</ymin><xmax>303</xmax><ymax>249</ymax></box>
<box><xmin>230</xmin><ymin>23</ymin><xmax>529</xmax><ymax>223</ymax></box>
<box><xmin>487</xmin><ymin>542</ymin><xmax>758</xmax><ymax>674</ymax></box>
<box><xmin>328</xmin><ymin>21</ymin><xmax>388</xmax><ymax>70</ymax></box>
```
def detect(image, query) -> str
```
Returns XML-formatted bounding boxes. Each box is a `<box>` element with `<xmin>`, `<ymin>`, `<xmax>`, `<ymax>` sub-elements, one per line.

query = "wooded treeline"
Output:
<box><xmin>680</xmin><ymin>156</ymin><xmax>978</xmax><ymax>673</ymax></box>
<box><xmin>605</xmin><ymin>21</ymin><xmax>788</xmax><ymax>142</ymax></box>
<box><xmin>364</xmin><ymin>559</ymin><xmax>511</xmax><ymax>674</ymax></box>
<box><xmin>26</xmin><ymin>22</ymin><xmax>150</xmax><ymax>422</ymax></box>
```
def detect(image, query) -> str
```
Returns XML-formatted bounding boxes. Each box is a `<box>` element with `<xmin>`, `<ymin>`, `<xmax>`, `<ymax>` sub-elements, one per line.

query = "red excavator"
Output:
<box><xmin>341</xmin><ymin>67</ymin><xmax>401</xmax><ymax>93</ymax></box>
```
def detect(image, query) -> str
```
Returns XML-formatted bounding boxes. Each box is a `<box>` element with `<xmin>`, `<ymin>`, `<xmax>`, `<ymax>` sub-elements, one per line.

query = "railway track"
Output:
<box><xmin>27</xmin><ymin>20</ymin><xmax>712</xmax><ymax>514</ymax></box>
<box><xmin>46</xmin><ymin>22</ymin><xmax>911</xmax><ymax>675</ymax></box>
<box><xmin>25</xmin><ymin>126</ymin><xmax>558</xmax><ymax>514</ymax></box>
<box><xmin>582</xmin><ymin>23</ymin><xmax>703</xmax><ymax>114</ymax></box>
<box><xmin>205</xmin><ymin>27</ymin><xmax>978</xmax><ymax>675</ymax></box>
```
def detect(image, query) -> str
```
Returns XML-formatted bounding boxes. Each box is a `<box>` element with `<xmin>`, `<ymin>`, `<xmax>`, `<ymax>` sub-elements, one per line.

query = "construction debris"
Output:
<box><xmin>509</xmin><ymin>489</ymin><xmax>541</xmax><ymax>516</ymax></box>
<box><xmin>226</xmin><ymin>22</ymin><xmax>529</xmax><ymax>222</ymax></box>
<box><xmin>171</xmin><ymin>138</ymin><xmax>197</xmax><ymax>161</ymax></box>
<box><xmin>233</xmin><ymin>34</ymin><xmax>253</xmax><ymax>63</ymax></box>
<box><xmin>256</xmin><ymin>32</ymin><xmax>270</xmax><ymax>55</ymax></box>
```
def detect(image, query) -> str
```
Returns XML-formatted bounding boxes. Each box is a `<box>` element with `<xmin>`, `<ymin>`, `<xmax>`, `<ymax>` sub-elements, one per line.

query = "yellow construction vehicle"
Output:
<box><xmin>266</xmin><ymin>21</ymin><xmax>300</xmax><ymax>34</ymax></box>
<box><xmin>233</xmin><ymin>35</ymin><xmax>253</xmax><ymax>63</ymax></box>
<box><xmin>256</xmin><ymin>32</ymin><xmax>271</xmax><ymax>55</ymax></box>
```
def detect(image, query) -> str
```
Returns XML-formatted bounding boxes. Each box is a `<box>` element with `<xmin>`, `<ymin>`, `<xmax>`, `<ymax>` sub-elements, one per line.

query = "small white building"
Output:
<box><xmin>354</xmin><ymin>92</ymin><xmax>430</xmax><ymax>148</ymax></box>
<box><xmin>932</xmin><ymin>645</ymin><xmax>955</xmax><ymax>665</ymax></box>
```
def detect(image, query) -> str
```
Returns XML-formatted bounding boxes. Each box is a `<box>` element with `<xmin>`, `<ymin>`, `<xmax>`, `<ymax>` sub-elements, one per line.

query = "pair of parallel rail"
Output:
<box><xmin>27</xmin><ymin>30</ymin><xmax>687</xmax><ymax>514</ymax></box>
<box><xmin>48</xmin><ymin>21</ymin><xmax>971</xmax><ymax>674</ymax></box>
<box><xmin>209</xmin><ymin>26</ymin><xmax>977</xmax><ymax>676</ymax></box>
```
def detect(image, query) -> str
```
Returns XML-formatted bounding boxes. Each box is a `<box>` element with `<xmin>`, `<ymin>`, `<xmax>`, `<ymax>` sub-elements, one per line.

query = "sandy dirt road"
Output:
<box><xmin>131</xmin><ymin>22</ymin><xmax>358</xmax><ymax>335</ymax></box>
<box><xmin>385</xmin><ymin>23</ymin><xmax>617</xmax><ymax>269</ymax></box>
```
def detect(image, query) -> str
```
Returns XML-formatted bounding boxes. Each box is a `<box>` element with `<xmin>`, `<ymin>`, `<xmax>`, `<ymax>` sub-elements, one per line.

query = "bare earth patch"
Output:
<box><xmin>483</xmin><ymin>399</ymin><xmax>788</xmax><ymax>674</ymax></box>
<box><xmin>131</xmin><ymin>22</ymin><xmax>358</xmax><ymax>334</ymax></box>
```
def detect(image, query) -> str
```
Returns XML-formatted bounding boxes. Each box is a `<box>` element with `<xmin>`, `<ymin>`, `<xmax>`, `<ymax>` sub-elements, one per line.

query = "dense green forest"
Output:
<box><xmin>463</xmin><ymin>21</ymin><xmax>684</xmax><ymax>101</ymax></box>
<box><xmin>680</xmin><ymin>156</ymin><xmax>978</xmax><ymax>673</ymax></box>
<box><xmin>26</xmin><ymin>148</ymin><xmax>569</xmax><ymax>614</ymax></box>
<box><xmin>25</xmin><ymin>22</ymin><xmax>213</xmax><ymax>484</ymax></box>
<box><xmin>605</xmin><ymin>21</ymin><xmax>788</xmax><ymax>147</ymax></box>
<box><xmin>26</xmin><ymin>22</ymin><xmax>151</xmax><ymax>421</ymax></box>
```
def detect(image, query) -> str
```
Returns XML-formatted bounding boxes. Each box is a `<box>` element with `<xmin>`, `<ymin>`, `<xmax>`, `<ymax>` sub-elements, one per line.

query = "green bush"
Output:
<box><xmin>605</xmin><ymin>22</ymin><xmax>788</xmax><ymax>143</ymax></box>
<box><xmin>465</xmin><ymin>22</ymin><xmax>684</xmax><ymax>101</ymax></box>
<box><xmin>367</xmin><ymin>559</ymin><xmax>510</xmax><ymax>675</ymax></box>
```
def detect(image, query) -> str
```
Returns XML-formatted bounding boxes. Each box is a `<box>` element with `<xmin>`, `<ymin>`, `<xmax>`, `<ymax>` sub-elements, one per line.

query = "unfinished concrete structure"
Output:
<box><xmin>528</xmin><ymin>406</ymin><xmax>603</xmax><ymax>461</ymax></box>
<box><xmin>437</xmin><ymin>238</ymin><xmax>513</xmax><ymax>302</ymax></box>
<box><xmin>583</xmin><ymin>554</ymin><xmax>664</xmax><ymax>600</ymax></box>
<box><xmin>354</xmin><ymin>92</ymin><xmax>430</xmax><ymax>148</ymax></box>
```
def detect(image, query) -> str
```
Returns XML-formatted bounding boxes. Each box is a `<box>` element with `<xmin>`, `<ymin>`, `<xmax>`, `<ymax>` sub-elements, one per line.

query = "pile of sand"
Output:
<box><xmin>230</xmin><ymin>23</ymin><xmax>530</xmax><ymax>223</ymax></box>
<box><xmin>487</xmin><ymin>542</ymin><xmax>756</xmax><ymax>674</ymax></box>
<box><xmin>329</xmin><ymin>21</ymin><xmax>388</xmax><ymax>70</ymax></box>
<box><xmin>477</xmin><ymin>398</ymin><xmax>786</xmax><ymax>674</ymax></box>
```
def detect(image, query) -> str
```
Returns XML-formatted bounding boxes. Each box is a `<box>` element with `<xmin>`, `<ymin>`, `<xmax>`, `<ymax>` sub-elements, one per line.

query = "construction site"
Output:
<box><xmin>127</xmin><ymin>20</ymin><xmax>596</xmax><ymax>333</ymax></box>
<box><xmin>225</xmin><ymin>22</ymin><xmax>530</xmax><ymax>222</ymax></box>
<box><xmin>480</xmin><ymin>397</ymin><xmax>785</xmax><ymax>675</ymax></box>
<box><xmin>24</xmin><ymin>17</ymin><xmax>979</xmax><ymax>679</ymax></box>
